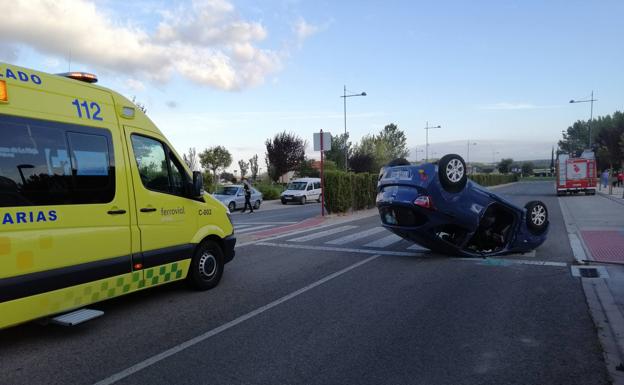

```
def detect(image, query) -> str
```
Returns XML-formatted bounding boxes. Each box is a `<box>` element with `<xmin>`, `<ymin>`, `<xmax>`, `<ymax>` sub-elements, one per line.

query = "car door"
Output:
<box><xmin>125</xmin><ymin>126</ymin><xmax>197</xmax><ymax>269</ymax></box>
<box><xmin>235</xmin><ymin>187</ymin><xmax>245</xmax><ymax>207</ymax></box>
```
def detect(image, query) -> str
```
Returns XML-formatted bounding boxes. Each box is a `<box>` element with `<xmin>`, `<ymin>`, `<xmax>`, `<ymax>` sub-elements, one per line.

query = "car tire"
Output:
<box><xmin>228</xmin><ymin>201</ymin><xmax>236</xmax><ymax>212</ymax></box>
<box><xmin>300</xmin><ymin>196</ymin><xmax>306</xmax><ymax>205</ymax></box>
<box><xmin>525</xmin><ymin>201</ymin><xmax>548</xmax><ymax>234</ymax></box>
<box><xmin>386</xmin><ymin>158</ymin><xmax>411</xmax><ymax>167</ymax></box>
<box><xmin>253</xmin><ymin>200</ymin><xmax>261</xmax><ymax>209</ymax></box>
<box><xmin>187</xmin><ymin>240</ymin><xmax>224</xmax><ymax>290</ymax></box>
<box><xmin>281</xmin><ymin>199</ymin><xmax>287</xmax><ymax>205</ymax></box>
<box><xmin>438</xmin><ymin>154</ymin><xmax>467</xmax><ymax>193</ymax></box>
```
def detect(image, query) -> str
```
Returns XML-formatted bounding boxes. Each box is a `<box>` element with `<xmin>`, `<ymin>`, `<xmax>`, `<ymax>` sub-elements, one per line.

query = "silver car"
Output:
<box><xmin>213</xmin><ymin>185</ymin><xmax>263</xmax><ymax>212</ymax></box>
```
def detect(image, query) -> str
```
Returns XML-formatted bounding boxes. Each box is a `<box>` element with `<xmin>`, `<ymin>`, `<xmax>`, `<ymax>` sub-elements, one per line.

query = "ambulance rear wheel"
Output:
<box><xmin>187</xmin><ymin>240</ymin><xmax>224</xmax><ymax>290</ymax></box>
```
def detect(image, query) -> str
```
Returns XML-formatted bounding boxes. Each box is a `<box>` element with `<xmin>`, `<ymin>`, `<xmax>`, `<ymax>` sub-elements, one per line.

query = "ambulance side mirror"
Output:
<box><xmin>192</xmin><ymin>171</ymin><xmax>203</xmax><ymax>197</ymax></box>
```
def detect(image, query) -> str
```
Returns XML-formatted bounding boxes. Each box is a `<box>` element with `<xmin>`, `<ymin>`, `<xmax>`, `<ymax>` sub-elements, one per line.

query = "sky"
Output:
<box><xmin>2</xmin><ymin>0</ymin><xmax>623</xmax><ymax>170</ymax></box>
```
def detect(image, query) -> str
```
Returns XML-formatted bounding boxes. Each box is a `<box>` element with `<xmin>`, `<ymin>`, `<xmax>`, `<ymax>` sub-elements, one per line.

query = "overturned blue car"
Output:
<box><xmin>376</xmin><ymin>154</ymin><xmax>548</xmax><ymax>257</ymax></box>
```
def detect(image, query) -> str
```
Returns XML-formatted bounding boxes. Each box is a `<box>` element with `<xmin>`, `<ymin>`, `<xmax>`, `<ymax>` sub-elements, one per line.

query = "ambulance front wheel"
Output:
<box><xmin>187</xmin><ymin>240</ymin><xmax>224</xmax><ymax>290</ymax></box>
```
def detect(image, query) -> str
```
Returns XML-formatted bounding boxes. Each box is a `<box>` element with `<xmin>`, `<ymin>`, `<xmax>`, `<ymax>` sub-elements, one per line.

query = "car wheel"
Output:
<box><xmin>438</xmin><ymin>154</ymin><xmax>467</xmax><ymax>193</ymax></box>
<box><xmin>253</xmin><ymin>200</ymin><xmax>261</xmax><ymax>209</ymax></box>
<box><xmin>228</xmin><ymin>201</ymin><xmax>236</xmax><ymax>212</ymax></box>
<box><xmin>187</xmin><ymin>240</ymin><xmax>224</xmax><ymax>290</ymax></box>
<box><xmin>525</xmin><ymin>201</ymin><xmax>548</xmax><ymax>234</ymax></box>
<box><xmin>300</xmin><ymin>196</ymin><xmax>306</xmax><ymax>205</ymax></box>
<box><xmin>281</xmin><ymin>199</ymin><xmax>287</xmax><ymax>205</ymax></box>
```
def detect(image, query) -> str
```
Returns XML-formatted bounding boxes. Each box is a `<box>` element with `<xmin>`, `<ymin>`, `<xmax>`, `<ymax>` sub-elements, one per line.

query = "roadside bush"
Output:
<box><xmin>255</xmin><ymin>183</ymin><xmax>283</xmax><ymax>200</ymax></box>
<box><xmin>324</xmin><ymin>171</ymin><xmax>378</xmax><ymax>214</ymax></box>
<box><xmin>469</xmin><ymin>173</ymin><xmax>519</xmax><ymax>186</ymax></box>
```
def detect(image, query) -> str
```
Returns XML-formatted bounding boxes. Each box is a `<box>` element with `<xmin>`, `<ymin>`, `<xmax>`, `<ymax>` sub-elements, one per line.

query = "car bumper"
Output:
<box><xmin>223</xmin><ymin>235</ymin><xmax>236</xmax><ymax>263</ymax></box>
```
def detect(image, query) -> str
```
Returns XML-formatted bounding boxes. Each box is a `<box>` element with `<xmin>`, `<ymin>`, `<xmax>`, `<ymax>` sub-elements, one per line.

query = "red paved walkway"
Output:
<box><xmin>581</xmin><ymin>230</ymin><xmax>624</xmax><ymax>264</ymax></box>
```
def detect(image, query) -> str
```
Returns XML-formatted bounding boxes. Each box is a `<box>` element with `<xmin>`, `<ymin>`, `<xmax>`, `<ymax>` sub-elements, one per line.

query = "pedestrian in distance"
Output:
<box><xmin>618</xmin><ymin>170</ymin><xmax>623</xmax><ymax>188</ymax></box>
<box><xmin>601</xmin><ymin>169</ymin><xmax>609</xmax><ymax>189</ymax></box>
<box><xmin>241</xmin><ymin>178</ymin><xmax>254</xmax><ymax>213</ymax></box>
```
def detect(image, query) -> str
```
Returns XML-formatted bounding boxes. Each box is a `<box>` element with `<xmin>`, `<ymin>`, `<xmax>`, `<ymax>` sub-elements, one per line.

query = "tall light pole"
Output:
<box><xmin>491</xmin><ymin>150</ymin><xmax>500</xmax><ymax>164</ymax></box>
<box><xmin>340</xmin><ymin>85</ymin><xmax>367</xmax><ymax>170</ymax></box>
<box><xmin>414</xmin><ymin>148</ymin><xmax>424</xmax><ymax>161</ymax></box>
<box><xmin>467</xmin><ymin>140</ymin><xmax>477</xmax><ymax>174</ymax></box>
<box><xmin>424</xmin><ymin>122</ymin><xmax>441</xmax><ymax>162</ymax></box>
<box><xmin>569</xmin><ymin>91</ymin><xmax>597</xmax><ymax>149</ymax></box>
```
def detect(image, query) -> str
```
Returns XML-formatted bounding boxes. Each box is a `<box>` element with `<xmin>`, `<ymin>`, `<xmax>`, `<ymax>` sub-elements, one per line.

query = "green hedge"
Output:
<box><xmin>322</xmin><ymin>171</ymin><xmax>518</xmax><ymax>214</ymax></box>
<box><xmin>469</xmin><ymin>173</ymin><xmax>519</xmax><ymax>186</ymax></box>
<box><xmin>324</xmin><ymin>171</ymin><xmax>378</xmax><ymax>214</ymax></box>
<box><xmin>255</xmin><ymin>183</ymin><xmax>284</xmax><ymax>200</ymax></box>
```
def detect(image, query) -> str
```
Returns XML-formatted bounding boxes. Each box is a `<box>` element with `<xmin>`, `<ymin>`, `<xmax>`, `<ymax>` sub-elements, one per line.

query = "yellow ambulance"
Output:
<box><xmin>0</xmin><ymin>63</ymin><xmax>236</xmax><ymax>329</ymax></box>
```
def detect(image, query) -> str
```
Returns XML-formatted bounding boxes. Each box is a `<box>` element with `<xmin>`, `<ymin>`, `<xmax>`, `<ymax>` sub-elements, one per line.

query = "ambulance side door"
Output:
<box><xmin>123</xmin><ymin>126</ymin><xmax>198</xmax><ymax>270</ymax></box>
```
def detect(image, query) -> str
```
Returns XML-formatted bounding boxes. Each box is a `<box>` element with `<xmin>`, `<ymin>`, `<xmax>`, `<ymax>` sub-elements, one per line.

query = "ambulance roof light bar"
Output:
<box><xmin>57</xmin><ymin>72</ymin><xmax>98</xmax><ymax>84</ymax></box>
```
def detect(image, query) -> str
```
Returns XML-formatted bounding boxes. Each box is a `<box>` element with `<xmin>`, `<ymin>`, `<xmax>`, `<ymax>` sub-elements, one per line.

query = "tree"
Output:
<box><xmin>323</xmin><ymin>133</ymin><xmax>351</xmax><ymax>170</ymax></box>
<box><xmin>296</xmin><ymin>158</ymin><xmax>320</xmax><ymax>178</ymax></box>
<box><xmin>249</xmin><ymin>154</ymin><xmax>259</xmax><ymax>181</ymax></box>
<box><xmin>183</xmin><ymin>148</ymin><xmax>198</xmax><ymax>171</ymax></box>
<box><xmin>199</xmin><ymin>146</ymin><xmax>232</xmax><ymax>187</ymax></box>
<box><xmin>349</xmin><ymin>152</ymin><xmax>376</xmax><ymax>173</ymax></box>
<box><xmin>377</xmin><ymin>123</ymin><xmax>409</xmax><ymax>160</ymax></box>
<box><xmin>498</xmin><ymin>158</ymin><xmax>514</xmax><ymax>174</ymax></box>
<box><xmin>265</xmin><ymin>131</ymin><xmax>306</xmax><ymax>182</ymax></box>
<box><xmin>521</xmin><ymin>162</ymin><xmax>534</xmax><ymax>177</ymax></box>
<box><xmin>238</xmin><ymin>159</ymin><xmax>249</xmax><ymax>179</ymax></box>
<box><xmin>220</xmin><ymin>171</ymin><xmax>235</xmax><ymax>183</ymax></box>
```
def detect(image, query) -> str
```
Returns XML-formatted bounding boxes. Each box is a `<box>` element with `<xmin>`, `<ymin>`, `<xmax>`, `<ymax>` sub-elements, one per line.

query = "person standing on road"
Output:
<box><xmin>241</xmin><ymin>178</ymin><xmax>254</xmax><ymax>213</ymax></box>
<box><xmin>601</xmin><ymin>169</ymin><xmax>609</xmax><ymax>189</ymax></box>
<box><xmin>617</xmin><ymin>170</ymin><xmax>623</xmax><ymax>187</ymax></box>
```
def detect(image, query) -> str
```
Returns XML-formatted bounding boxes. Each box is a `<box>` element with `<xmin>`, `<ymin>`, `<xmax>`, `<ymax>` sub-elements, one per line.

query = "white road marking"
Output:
<box><xmin>325</xmin><ymin>227</ymin><xmax>387</xmax><ymax>245</ymax></box>
<box><xmin>287</xmin><ymin>225</ymin><xmax>358</xmax><ymax>242</ymax></box>
<box><xmin>363</xmin><ymin>234</ymin><xmax>404</xmax><ymax>248</ymax></box>
<box><xmin>258</xmin><ymin>241</ymin><xmax>423</xmax><ymax>257</ymax></box>
<box><xmin>94</xmin><ymin>255</ymin><xmax>381</xmax><ymax>385</ymax></box>
<box><xmin>234</xmin><ymin>221</ymin><xmax>297</xmax><ymax>225</ymax></box>
<box><xmin>236</xmin><ymin>225</ymin><xmax>273</xmax><ymax>234</ymax></box>
<box><xmin>234</xmin><ymin>224</ymin><xmax>252</xmax><ymax>230</ymax></box>
<box><xmin>407</xmin><ymin>243</ymin><xmax>428</xmax><ymax>251</ymax></box>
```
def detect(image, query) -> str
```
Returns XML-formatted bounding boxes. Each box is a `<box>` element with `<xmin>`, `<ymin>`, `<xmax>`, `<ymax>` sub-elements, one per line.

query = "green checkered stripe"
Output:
<box><xmin>143</xmin><ymin>261</ymin><xmax>188</xmax><ymax>288</ymax></box>
<box><xmin>51</xmin><ymin>261</ymin><xmax>191</xmax><ymax>311</ymax></box>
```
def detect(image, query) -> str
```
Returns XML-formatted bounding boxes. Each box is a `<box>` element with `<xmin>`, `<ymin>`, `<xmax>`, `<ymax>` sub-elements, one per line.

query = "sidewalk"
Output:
<box><xmin>598</xmin><ymin>184</ymin><xmax>624</xmax><ymax>206</ymax></box>
<box><xmin>559</xmin><ymin>194</ymin><xmax>624</xmax><ymax>384</ymax></box>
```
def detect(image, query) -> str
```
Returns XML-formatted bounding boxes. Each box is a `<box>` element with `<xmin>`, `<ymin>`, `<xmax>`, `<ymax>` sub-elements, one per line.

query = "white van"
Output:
<box><xmin>280</xmin><ymin>177</ymin><xmax>321</xmax><ymax>205</ymax></box>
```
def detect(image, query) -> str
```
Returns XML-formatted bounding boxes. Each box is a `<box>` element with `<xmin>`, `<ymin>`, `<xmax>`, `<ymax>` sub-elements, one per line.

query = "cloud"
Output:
<box><xmin>294</xmin><ymin>18</ymin><xmax>319</xmax><ymax>40</ymax></box>
<box><xmin>0</xmin><ymin>0</ymin><xmax>284</xmax><ymax>90</ymax></box>
<box><xmin>478</xmin><ymin>102</ymin><xmax>557</xmax><ymax>110</ymax></box>
<box><xmin>166</xmin><ymin>100</ymin><xmax>178</xmax><ymax>109</ymax></box>
<box><xmin>125</xmin><ymin>79</ymin><xmax>145</xmax><ymax>92</ymax></box>
<box><xmin>0</xmin><ymin>43</ymin><xmax>19</xmax><ymax>62</ymax></box>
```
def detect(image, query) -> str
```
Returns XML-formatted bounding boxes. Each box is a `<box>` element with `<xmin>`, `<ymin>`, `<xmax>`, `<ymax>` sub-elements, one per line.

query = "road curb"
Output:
<box><xmin>597</xmin><ymin>191</ymin><xmax>624</xmax><ymax>206</ymax></box>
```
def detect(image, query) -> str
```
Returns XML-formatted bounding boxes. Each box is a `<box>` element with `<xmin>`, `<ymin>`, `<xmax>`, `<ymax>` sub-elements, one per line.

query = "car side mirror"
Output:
<box><xmin>192</xmin><ymin>171</ymin><xmax>203</xmax><ymax>197</ymax></box>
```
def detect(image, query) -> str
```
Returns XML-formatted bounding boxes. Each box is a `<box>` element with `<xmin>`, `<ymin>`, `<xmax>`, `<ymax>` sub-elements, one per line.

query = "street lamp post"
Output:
<box><xmin>424</xmin><ymin>122</ymin><xmax>441</xmax><ymax>162</ymax></box>
<box><xmin>467</xmin><ymin>141</ymin><xmax>477</xmax><ymax>174</ymax></box>
<box><xmin>414</xmin><ymin>148</ymin><xmax>424</xmax><ymax>162</ymax></box>
<box><xmin>340</xmin><ymin>85</ymin><xmax>367</xmax><ymax>170</ymax></box>
<box><xmin>569</xmin><ymin>91</ymin><xmax>597</xmax><ymax>149</ymax></box>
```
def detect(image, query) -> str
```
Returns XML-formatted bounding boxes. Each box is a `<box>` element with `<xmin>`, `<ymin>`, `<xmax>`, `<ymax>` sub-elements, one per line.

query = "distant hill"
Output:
<box><xmin>411</xmin><ymin>140</ymin><xmax>555</xmax><ymax>164</ymax></box>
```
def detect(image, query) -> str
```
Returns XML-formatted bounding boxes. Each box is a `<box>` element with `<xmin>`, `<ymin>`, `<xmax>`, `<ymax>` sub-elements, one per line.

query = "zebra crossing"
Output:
<box><xmin>234</xmin><ymin>222</ymin><xmax>296</xmax><ymax>234</ymax></box>
<box><xmin>279</xmin><ymin>223</ymin><xmax>428</xmax><ymax>252</ymax></box>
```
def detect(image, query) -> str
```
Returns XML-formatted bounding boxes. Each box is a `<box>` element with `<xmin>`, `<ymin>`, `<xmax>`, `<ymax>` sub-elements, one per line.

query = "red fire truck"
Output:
<box><xmin>556</xmin><ymin>151</ymin><xmax>597</xmax><ymax>196</ymax></box>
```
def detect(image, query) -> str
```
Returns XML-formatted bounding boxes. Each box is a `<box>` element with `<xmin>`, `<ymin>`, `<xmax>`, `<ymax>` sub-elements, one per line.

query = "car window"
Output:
<box><xmin>215</xmin><ymin>186</ymin><xmax>238</xmax><ymax>195</ymax></box>
<box><xmin>287</xmin><ymin>181</ymin><xmax>307</xmax><ymax>190</ymax></box>
<box><xmin>314</xmin><ymin>182</ymin><xmax>321</xmax><ymax>189</ymax></box>
<box><xmin>307</xmin><ymin>184</ymin><xmax>313</xmax><ymax>191</ymax></box>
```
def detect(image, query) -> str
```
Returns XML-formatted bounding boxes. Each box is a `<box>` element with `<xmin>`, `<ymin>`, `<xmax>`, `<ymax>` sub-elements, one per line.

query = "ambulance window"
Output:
<box><xmin>131</xmin><ymin>135</ymin><xmax>170</xmax><ymax>193</ymax></box>
<box><xmin>168</xmin><ymin>150</ymin><xmax>187</xmax><ymax>196</ymax></box>
<box><xmin>0</xmin><ymin>115</ymin><xmax>115</xmax><ymax>207</ymax></box>
<box><xmin>67</xmin><ymin>132</ymin><xmax>114</xmax><ymax>202</ymax></box>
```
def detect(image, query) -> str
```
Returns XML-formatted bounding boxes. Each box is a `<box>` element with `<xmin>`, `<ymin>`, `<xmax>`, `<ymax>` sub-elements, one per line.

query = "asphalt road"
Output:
<box><xmin>231</xmin><ymin>200</ymin><xmax>321</xmax><ymax>236</ymax></box>
<box><xmin>0</xmin><ymin>181</ymin><xmax>610</xmax><ymax>385</ymax></box>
